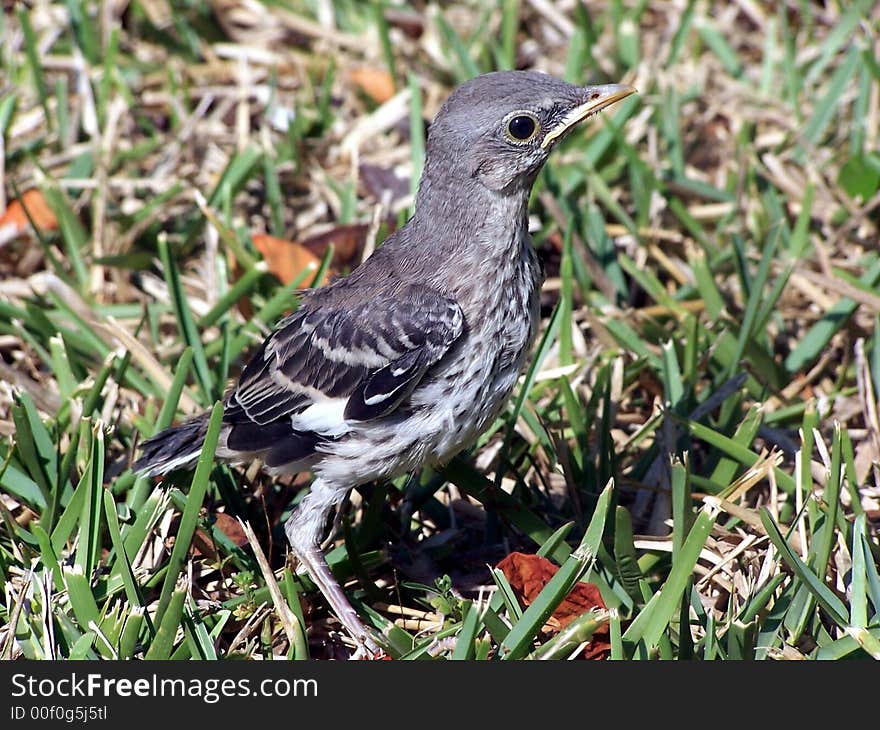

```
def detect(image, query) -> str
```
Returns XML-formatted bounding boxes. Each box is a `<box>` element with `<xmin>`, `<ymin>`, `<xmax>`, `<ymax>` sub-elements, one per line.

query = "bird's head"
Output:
<box><xmin>422</xmin><ymin>71</ymin><xmax>636</xmax><ymax>195</ymax></box>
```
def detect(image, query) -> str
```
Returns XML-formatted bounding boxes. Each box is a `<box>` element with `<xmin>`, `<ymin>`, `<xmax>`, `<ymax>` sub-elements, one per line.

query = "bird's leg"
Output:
<box><xmin>284</xmin><ymin>479</ymin><xmax>381</xmax><ymax>655</ymax></box>
<box><xmin>292</xmin><ymin>540</ymin><xmax>381</xmax><ymax>657</ymax></box>
<box><xmin>320</xmin><ymin>501</ymin><xmax>347</xmax><ymax>551</ymax></box>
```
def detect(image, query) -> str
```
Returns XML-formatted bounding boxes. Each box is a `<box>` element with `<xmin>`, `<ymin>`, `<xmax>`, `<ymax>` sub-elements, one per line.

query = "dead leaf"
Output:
<box><xmin>213</xmin><ymin>511</ymin><xmax>249</xmax><ymax>547</ymax></box>
<box><xmin>497</xmin><ymin>551</ymin><xmax>610</xmax><ymax>658</ymax></box>
<box><xmin>0</xmin><ymin>189</ymin><xmax>58</xmax><ymax>238</ymax></box>
<box><xmin>252</xmin><ymin>233</ymin><xmax>328</xmax><ymax>287</ymax></box>
<box><xmin>301</xmin><ymin>223</ymin><xmax>368</xmax><ymax>267</ymax></box>
<box><xmin>191</xmin><ymin>511</ymin><xmax>250</xmax><ymax>560</ymax></box>
<box><xmin>191</xmin><ymin>527</ymin><xmax>217</xmax><ymax>560</ymax></box>
<box><xmin>351</xmin><ymin>67</ymin><xmax>395</xmax><ymax>104</ymax></box>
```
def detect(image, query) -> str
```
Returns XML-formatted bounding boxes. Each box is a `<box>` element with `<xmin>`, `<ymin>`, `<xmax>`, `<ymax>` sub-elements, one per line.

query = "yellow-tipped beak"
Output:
<box><xmin>540</xmin><ymin>84</ymin><xmax>637</xmax><ymax>149</ymax></box>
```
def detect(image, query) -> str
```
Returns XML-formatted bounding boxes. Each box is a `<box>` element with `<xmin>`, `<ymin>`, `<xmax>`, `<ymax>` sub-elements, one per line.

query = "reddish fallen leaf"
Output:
<box><xmin>351</xmin><ymin>67</ymin><xmax>395</xmax><ymax>104</ymax></box>
<box><xmin>580</xmin><ymin>636</ymin><xmax>612</xmax><ymax>661</ymax></box>
<box><xmin>300</xmin><ymin>224</ymin><xmax>368</xmax><ymax>268</ymax></box>
<box><xmin>252</xmin><ymin>233</ymin><xmax>328</xmax><ymax>287</ymax></box>
<box><xmin>497</xmin><ymin>551</ymin><xmax>610</xmax><ymax>659</ymax></box>
<box><xmin>191</xmin><ymin>527</ymin><xmax>217</xmax><ymax>560</ymax></box>
<box><xmin>0</xmin><ymin>189</ymin><xmax>58</xmax><ymax>239</ymax></box>
<box><xmin>191</xmin><ymin>512</ymin><xmax>249</xmax><ymax>560</ymax></box>
<box><xmin>213</xmin><ymin>511</ymin><xmax>249</xmax><ymax>548</ymax></box>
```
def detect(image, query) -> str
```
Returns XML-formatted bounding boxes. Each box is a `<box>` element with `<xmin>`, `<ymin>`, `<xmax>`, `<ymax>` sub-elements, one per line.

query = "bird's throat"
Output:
<box><xmin>414</xmin><ymin>180</ymin><xmax>531</xmax><ymax>254</ymax></box>
<box><xmin>407</xmin><ymin>182</ymin><xmax>537</xmax><ymax>314</ymax></box>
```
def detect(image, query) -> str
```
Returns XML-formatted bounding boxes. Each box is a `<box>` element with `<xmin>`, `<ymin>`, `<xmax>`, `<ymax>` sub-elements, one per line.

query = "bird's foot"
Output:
<box><xmin>349</xmin><ymin>641</ymin><xmax>389</xmax><ymax>661</ymax></box>
<box><xmin>285</xmin><ymin>510</ymin><xmax>385</xmax><ymax>658</ymax></box>
<box><xmin>339</xmin><ymin>613</ymin><xmax>384</xmax><ymax>658</ymax></box>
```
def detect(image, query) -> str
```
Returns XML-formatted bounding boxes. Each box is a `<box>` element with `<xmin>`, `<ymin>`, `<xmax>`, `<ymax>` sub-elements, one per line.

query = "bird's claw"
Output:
<box><xmin>350</xmin><ymin>641</ymin><xmax>390</xmax><ymax>660</ymax></box>
<box><xmin>350</xmin><ymin>627</ymin><xmax>384</xmax><ymax>659</ymax></box>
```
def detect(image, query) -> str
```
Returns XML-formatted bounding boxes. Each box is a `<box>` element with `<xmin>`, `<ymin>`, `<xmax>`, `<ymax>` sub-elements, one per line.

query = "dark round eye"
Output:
<box><xmin>504</xmin><ymin>113</ymin><xmax>539</xmax><ymax>143</ymax></box>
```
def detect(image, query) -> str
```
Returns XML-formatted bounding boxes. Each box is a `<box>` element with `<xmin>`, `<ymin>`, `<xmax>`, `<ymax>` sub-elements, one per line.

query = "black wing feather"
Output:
<box><xmin>223</xmin><ymin>284</ymin><xmax>463</xmax><ymax>458</ymax></box>
<box><xmin>344</xmin><ymin>348</ymin><xmax>426</xmax><ymax>421</ymax></box>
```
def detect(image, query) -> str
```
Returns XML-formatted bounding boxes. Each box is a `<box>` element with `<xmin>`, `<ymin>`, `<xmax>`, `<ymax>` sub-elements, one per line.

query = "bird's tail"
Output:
<box><xmin>133</xmin><ymin>413</ymin><xmax>212</xmax><ymax>477</ymax></box>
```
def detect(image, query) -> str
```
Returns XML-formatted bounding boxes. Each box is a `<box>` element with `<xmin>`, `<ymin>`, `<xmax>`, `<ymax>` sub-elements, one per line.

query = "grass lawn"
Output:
<box><xmin>0</xmin><ymin>1</ymin><xmax>878</xmax><ymax>660</ymax></box>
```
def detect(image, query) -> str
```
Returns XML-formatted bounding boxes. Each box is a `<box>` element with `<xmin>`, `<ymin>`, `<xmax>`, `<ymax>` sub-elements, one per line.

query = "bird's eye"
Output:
<box><xmin>503</xmin><ymin>112</ymin><xmax>540</xmax><ymax>144</ymax></box>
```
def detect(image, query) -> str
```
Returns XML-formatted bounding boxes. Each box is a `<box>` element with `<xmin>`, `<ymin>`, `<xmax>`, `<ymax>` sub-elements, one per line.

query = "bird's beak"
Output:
<box><xmin>541</xmin><ymin>84</ymin><xmax>637</xmax><ymax>149</ymax></box>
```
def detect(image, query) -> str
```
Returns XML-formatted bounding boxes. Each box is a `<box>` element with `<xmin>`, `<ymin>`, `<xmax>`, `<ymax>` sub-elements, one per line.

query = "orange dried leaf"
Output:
<box><xmin>351</xmin><ymin>67</ymin><xmax>395</xmax><ymax>104</ymax></box>
<box><xmin>301</xmin><ymin>223</ymin><xmax>370</xmax><ymax>268</ymax></box>
<box><xmin>192</xmin><ymin>513</ymin><xmax>249</xmax><ymax>559</ymax></box>
<box><xmin>191</xmin><ymin>527</ymin><xmax>217</xmax><ymax>560</ymax></box>
<box><xmin>497</xmin><ymin>552</ymin><xmax>610</xmax><ymax>659</ymax></box>
<box><xmin>497</xmin><ymin>551</ymin><xmax>607</xmax><ymax>630</ymax></box>
<box><xmin>0</xmin><ymin>189</ymin><xmax>58</xmax><ymax>235</ymax></box>
<box><xmin>213</xmin><ymin>512</ymin><xmax>249</xmax><ymax>548</ymax></box>
<box><xmin>497</xmin><ymin>551</ymin><xmax>556</xmax><ymax>605</ymax></box>
<box><xmin>252</xmin><ymin>233</ymin><xmax>328</xmax><ymax>287</ymax></box>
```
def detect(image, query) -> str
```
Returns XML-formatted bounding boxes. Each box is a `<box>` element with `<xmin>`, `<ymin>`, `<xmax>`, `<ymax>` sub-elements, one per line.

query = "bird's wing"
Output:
<box><xmin>224</xmin><ymin>284</ymin><xmax>464</xmax><ymax>461</ymax></box>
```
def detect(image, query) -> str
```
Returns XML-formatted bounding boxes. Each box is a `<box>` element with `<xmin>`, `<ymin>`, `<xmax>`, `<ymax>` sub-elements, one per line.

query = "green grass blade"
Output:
<box><xmin>158</xmin><ymin>240</ymin><xmax>214</xmax><ymax>401</ymax></box>
<box><xmin>145</xmin><ymin>588</ymin><xmax>186</xmax><ymax>660</ymax></box>
<box><xmin>154</xmin><ymin>401</ymin><xmax>223</xmax><ymax>624</ymax></box>
<box><xmin>759</xmin><ymin>508</ymin><xmax>848</xmax><ymax>627</ymax></box>
<box><xmin>622</xmin><ymin>504</ymin><xmax>718</xmax><ymax>650</ymax></box>
<box><xmin>450</xmin><ymin>600</ymin><xmax>481</xmax><ymax>660</ymax></box>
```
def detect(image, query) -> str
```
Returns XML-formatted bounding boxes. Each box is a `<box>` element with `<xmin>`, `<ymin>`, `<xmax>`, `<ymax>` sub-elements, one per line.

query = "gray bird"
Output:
<box><xmin>135</xmin><ymin>70</ymin><xmax>635</xmax><ymax>655</ymax></box>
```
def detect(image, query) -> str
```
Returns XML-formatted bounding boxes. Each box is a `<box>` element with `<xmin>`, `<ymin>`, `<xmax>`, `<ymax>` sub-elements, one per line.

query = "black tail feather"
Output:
<box><xmin>133</xmin><ymin>413</ymin><xmax>211</xmax><ymax>476</ymax></box>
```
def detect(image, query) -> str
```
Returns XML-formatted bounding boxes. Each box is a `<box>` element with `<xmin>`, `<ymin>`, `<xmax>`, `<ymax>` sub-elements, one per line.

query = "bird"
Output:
<box><xmin>134</xmin><ymin>70</ymin><xmax>635</xmax><ymax>655</ymax></box>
